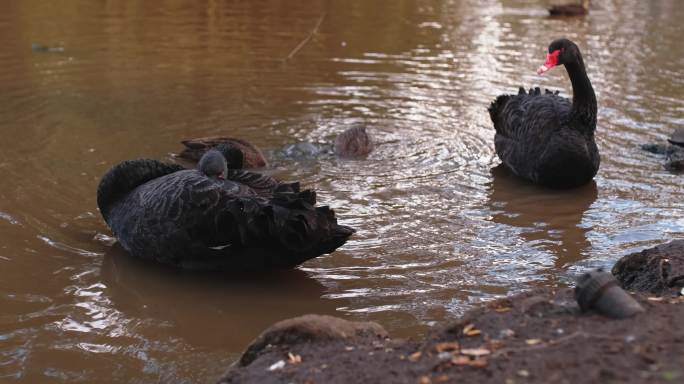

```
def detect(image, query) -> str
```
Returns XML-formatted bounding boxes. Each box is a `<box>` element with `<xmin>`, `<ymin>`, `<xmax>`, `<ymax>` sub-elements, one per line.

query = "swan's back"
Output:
<box><xmin>489</xmin><ymin>88</ymin><xmax>599</xmax><ymax>188</ymax></box>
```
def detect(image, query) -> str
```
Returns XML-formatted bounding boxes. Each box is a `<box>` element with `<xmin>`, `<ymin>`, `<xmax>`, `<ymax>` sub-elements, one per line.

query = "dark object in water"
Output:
<box><xmin>489</xmin><ymin>38</ymin><xmax>599</xmax><ymax>188</ymax></box>
<box><xmin>640</xmin><ymin>129</ymin><xmax>684</xmax><ymax>172</ymax></box>
<box><xmin>667</xmin><ymin>127</ymin><xmax>684</xmax><ymax>147</ymax></box>
<box><xmin>334</xmin><ymin>126</ymin><xmax>374</xmax><ymax>158</ymax></box>
<box><xmin>575</xmin><ymin>270</ymin><xmax>644</xmax><ymax>319</ymax></box>
<box><xmin>178</xmin><ymin>137</ymin><xmax>268</xmax><ymax>168</ymax></box>
<box><xmin>31</xmin><ymin>43</ymin><xmax>65</xmax><ymax>53</ymax></box>
<box><xmin>96</xmin><ymin>152</ymin><xmax>354</xmax><ymax>272</ymax></box>
<box><xmin>549</xmin><ymin>0</ymin><xmax>589</xmax><ymax>16</ymax></box>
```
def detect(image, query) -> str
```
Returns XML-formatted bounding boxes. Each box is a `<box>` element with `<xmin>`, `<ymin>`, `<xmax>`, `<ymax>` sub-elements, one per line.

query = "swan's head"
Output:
<box><xmin>198</xmin><ymin>149</ymin><xmax>228</xmax><ymax>180</ymax></box>
<box><xmin>537</xmin><ymin>38</ymin><xmax>580</xmax><ymax>75</ymax></box>
<box><xmin>216</xmin><ymin>143</ymin><xmax>245</xmax><ymax>169</ymax></box>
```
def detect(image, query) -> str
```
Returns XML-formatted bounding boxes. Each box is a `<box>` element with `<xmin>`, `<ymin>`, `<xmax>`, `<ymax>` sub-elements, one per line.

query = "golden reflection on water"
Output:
<box><xmin>0</xmin><ymin>0</ymin><xmax>683</xmax><ymax>382</ymax></box>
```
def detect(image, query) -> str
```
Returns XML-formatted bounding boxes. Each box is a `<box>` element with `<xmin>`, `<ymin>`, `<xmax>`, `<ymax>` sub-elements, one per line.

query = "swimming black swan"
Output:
<box><xmin>488</xmin><ymin>38</ymin><xmax>599</xmax><ymax>188</ymax></box>
<box><xmin>96</xmin><ymin>151</ymin><xmax>354</xmax><ymax>271</ymax></box>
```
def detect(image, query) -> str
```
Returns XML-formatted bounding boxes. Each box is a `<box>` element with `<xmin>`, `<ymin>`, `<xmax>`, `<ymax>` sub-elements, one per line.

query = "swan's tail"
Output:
<box><xmin>488</xmin><ymin>94</ymin><xmax>513</xmax><ymax>134</ymax></box>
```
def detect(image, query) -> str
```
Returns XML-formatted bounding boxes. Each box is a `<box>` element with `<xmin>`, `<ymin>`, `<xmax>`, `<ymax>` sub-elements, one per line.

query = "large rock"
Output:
<box><xmin>612</xmin><ymin>240</ymin><xmax>684</xmax><ymax>294</ymax></box>
<box><xmin>236</xmin><ymin>314</ymin><xmax>388</xmax><ymax>367</ymax></box>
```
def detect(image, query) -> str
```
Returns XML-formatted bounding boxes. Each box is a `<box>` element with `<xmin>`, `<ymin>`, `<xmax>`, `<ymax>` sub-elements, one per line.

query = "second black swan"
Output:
<box><xmin>489</xmin><ymin>38</ymin><xmax>599</xmax><ymax>188</ymax></box>
<box><xmin>97</xmin><ymin>150</ymin><xmax>354</xmax><ymax>271</ymax></box>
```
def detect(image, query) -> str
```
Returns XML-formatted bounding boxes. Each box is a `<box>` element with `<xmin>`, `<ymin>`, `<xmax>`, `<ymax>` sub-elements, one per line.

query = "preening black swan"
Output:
<box><xmin>96</xmin><ymin>151</ymin><xmax>354</xmax><ymax>271</ymax></box>
<box><xmin>488</xmin><ymin>38</ymin><xmax>599</xmax><ymax>188</ymax></box>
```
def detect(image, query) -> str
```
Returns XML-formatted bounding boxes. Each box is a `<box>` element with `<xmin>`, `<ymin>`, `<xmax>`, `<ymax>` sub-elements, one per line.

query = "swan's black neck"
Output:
<box><xmin>565</xmin><ymin>53</ymin><xmax>596</xmax><ymax>132</ymax></box>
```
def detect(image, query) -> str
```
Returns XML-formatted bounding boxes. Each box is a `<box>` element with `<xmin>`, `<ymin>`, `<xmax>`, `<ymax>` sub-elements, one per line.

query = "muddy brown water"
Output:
<box><xmin>0</xmin><ymin>0</ymin><xmax>682</xmax><ymax>382</ymax></box>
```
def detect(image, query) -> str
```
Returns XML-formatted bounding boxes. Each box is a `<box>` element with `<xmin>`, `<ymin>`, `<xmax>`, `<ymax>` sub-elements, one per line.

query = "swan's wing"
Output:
<box><xmin>489</xmin><ymin>87</ymin><xmax>571</xmax><ymax>139</ymax></box>
<box><xmin>97</xmin><ymin>159</ymin><xmax>184</xmax><ymax>222</ymax></box>
<box><xmin>489</xmin><ymin>89</ymin><xmax>571</xmax><ymax>175</ymax></box>
<box><xmin>225</xmin><ymin>169</ymin><xmax>305</xmax><ymax>198</ymax></box>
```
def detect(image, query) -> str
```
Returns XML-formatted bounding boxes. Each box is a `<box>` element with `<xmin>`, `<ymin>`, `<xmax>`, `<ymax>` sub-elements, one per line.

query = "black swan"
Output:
<box><xmin>488</xmin><ymin>38</ymin><xmax>599</xmax><ymax>188</ymax></box>
<box><xmin>549</xmin><ymin>0</ymin><xmax>589</xmax><ymax>16</ymax></box>
<box><xmin>96</xmin><ymin>151</ymin><xmax>355</xmax><ymax>271</ymax></box>
<box><xmin>177</xmin><ymin>126</ymin><xmax>374</xmax><ymax>166</ymax></box>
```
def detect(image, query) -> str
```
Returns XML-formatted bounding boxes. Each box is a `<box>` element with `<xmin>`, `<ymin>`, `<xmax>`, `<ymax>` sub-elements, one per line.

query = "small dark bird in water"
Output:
<box><xmin>334</xmin><ymin>126</ymin><xmax>374</xmax><ymax>159</ymax></box>
<box><xmin>642</xmin><ymin>128</ymin><xmax>684</xmax><ymax>172</ymax></box>
<box><xmin>489</xmin><ymin>38</ymin><xmax>599</xmax><ymax>188</ymax></box>
<box><xmin>549</xmin><ymin>0</ymin><xmax>590</xmax><ymax>16</ymax></box>
<box><xmin>667</xmin><ymin>127</ymin><xmax>684</xmax><ymax>147</ymax></box>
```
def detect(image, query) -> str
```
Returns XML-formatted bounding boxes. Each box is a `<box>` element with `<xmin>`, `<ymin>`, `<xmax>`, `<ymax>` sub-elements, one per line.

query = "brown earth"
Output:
<box><xmin>219</xmin><ymin>241</ymin><xmax>684</xmax><ymax>384</ymax></box>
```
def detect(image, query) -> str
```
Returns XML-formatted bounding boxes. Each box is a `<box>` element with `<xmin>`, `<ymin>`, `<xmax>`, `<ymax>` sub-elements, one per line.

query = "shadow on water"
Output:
<box><xmin>487</xmin><ymin>164</ymin><xmax>598</xmax><ymax>269</ymax></box>
<box><xmin>99</xmin><ymin>245</ymin><xmax>339</xmax><ymax>349</ymax></box>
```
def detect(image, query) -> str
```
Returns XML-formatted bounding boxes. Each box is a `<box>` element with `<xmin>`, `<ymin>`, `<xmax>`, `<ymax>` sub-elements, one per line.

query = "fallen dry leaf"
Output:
<box><xmin>495</xmin><ymin>307</ymin><xmax>511</xmax><ymax>313</ymax></box>
<box><xmin>451</xmin><ymin>355</ymin><xmax>488</xmax><ymax>367</ymax></box>
<box><xmin>434</xmin><ymin>375</ymin><xmax>450</xmax><ymax>383</ymax></box>
<box><xmin>435</xmin><ymin>342</ymin><xmax>460</xmax><ymax>353</ymax></box>
<box><xmin>287</xmin><ymin>352</ymin><xmax>302</xmax><ymax>364</ymax></box>
<box><xmin>418</xmin><ymin>376</ymin><xmax>431</xmax><ymax>384</ymax></box>
<box><xmin>408</xmin><ymin>351</ymin><xmax>422</xmax><ymax>362</ymax></box>
<box><xmin>460</xmin><ymin>347</ymin><xmax>491</xmax><ymax>357</ymax></box>
<box><xmin>487</xmin><ymin>339</ymin><xmax>504</xmax><ymax>351</ymax></box>
<box><xmin>463</xmin><ymin>324</ymin><xmax>482</xmax><ymax>336</ymax></box>
<box><xmin>525</xmin><ymin>338</ymin><xmax>543</xmax><ymax>345</ymax></box>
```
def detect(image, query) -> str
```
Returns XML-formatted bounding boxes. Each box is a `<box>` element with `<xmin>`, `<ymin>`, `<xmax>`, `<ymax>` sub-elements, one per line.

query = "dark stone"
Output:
<box><xmin>237</xmin><ymin>314</ymin><xmax>388</xmax><ymax>366</ymax></box>
<box><xmin>612</xmin><ymin>240</ymin><xmax>684</xmax><ymax>295</ymax></box>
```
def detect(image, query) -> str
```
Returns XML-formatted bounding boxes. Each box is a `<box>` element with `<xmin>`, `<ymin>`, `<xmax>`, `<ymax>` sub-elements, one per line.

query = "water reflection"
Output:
<box><xmin>488</xmin><ymin>164</ymin><xmax>598</xmax><ymax>269</ymax></box>
<box><xmin>100</xmin><ymin>246</ymin><xmax>339</xmax><ymax>348</ymax></box>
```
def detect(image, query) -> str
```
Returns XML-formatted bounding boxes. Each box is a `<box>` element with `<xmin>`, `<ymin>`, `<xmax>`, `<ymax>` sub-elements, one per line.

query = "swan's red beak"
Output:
<box><xmin>537</xmin><ymin>49</ymin><xmax>561</xmax><ymax>75</ymax></box>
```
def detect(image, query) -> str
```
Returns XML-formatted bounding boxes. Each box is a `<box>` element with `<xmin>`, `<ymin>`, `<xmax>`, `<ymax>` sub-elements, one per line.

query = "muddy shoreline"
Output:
<box><xmin>219</xmin><ymin>241</ymin><xmax>684</xmax><ymax>383</ymax></box>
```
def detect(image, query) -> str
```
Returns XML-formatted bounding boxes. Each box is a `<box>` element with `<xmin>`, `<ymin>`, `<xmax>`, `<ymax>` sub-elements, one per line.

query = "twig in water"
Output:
<box><xmin>284</xmin><ymin>13</ymin><xmax>326</xmax><ymax>62</ymax></box>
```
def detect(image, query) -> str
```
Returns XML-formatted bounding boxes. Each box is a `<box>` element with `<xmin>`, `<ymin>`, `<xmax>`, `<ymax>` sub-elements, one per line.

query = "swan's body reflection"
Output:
<box><xmin>487</xmin><ymin>165</ymin><xmax>598</xmax><ymax>269</ymax></box>
<box><xmin>100</xmin><ymin>246</ymin><xmax>339</xmax><ymax>349</ymax></box>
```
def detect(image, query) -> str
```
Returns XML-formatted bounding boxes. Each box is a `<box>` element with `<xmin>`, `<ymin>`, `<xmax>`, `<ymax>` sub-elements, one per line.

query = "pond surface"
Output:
<box><xmin>0</xmin><ymin>0</ymin><xmax>682</xmax><ymax>382</ymax></box>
